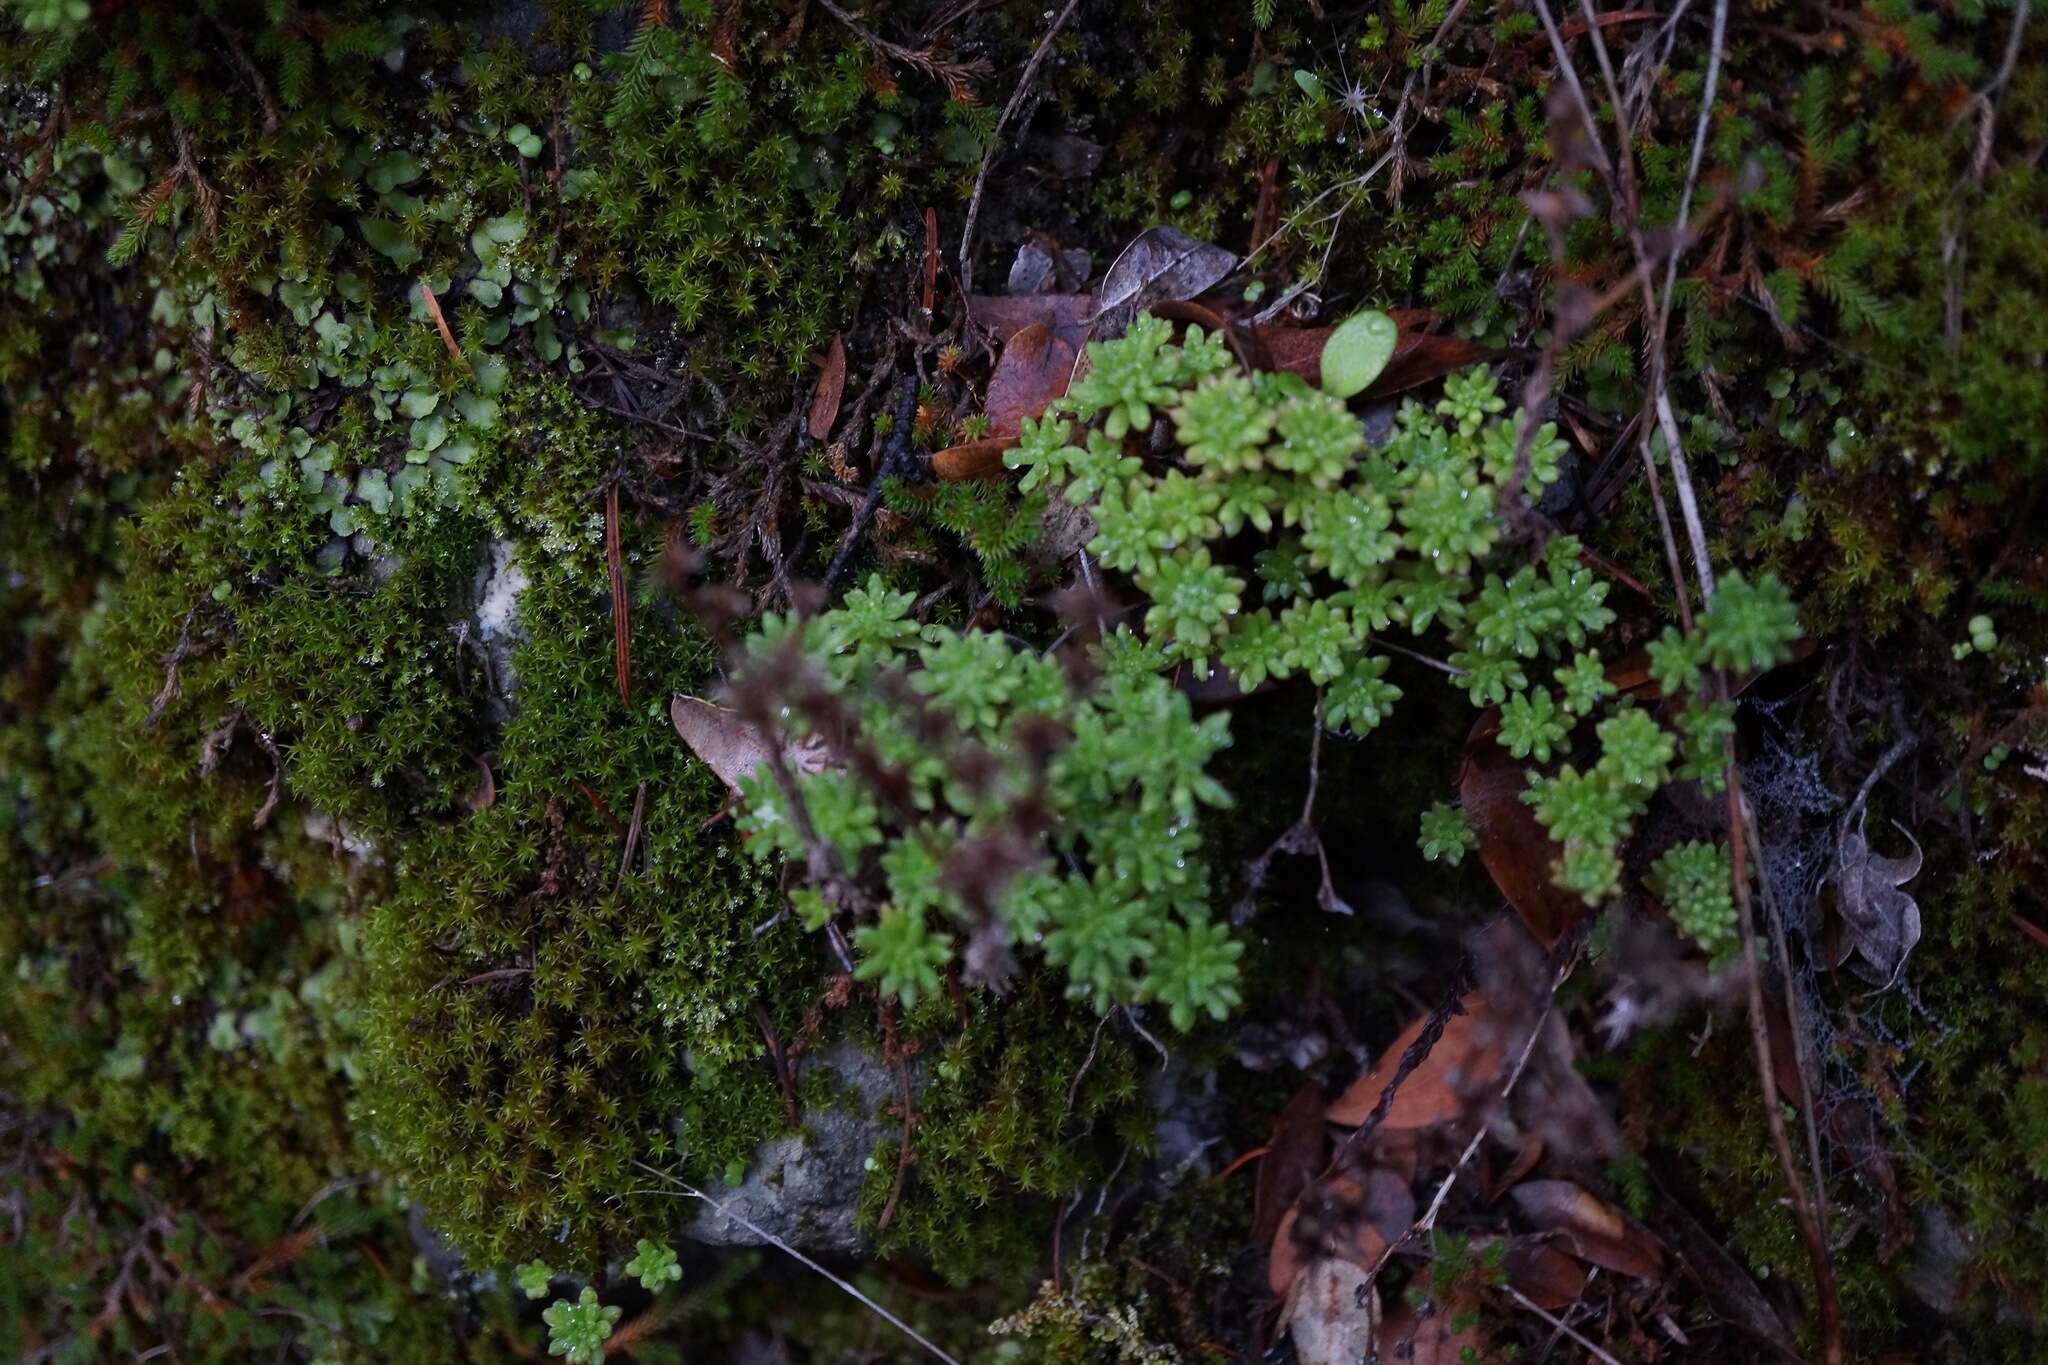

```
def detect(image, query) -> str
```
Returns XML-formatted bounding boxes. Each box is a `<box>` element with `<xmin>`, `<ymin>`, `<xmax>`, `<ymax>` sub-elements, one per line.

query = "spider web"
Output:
<box><xmin>1739</xmin><ymin>697</ymin><xmax>1871</xmax><ymax>1161</ymax></box>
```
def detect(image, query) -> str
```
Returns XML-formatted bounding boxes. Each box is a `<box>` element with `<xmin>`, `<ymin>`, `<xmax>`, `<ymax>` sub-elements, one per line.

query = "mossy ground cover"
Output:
<box><xmin>5</xmin><ymin>1</ymin><xmax>2048</xmax><ymax>1361</ymax></box>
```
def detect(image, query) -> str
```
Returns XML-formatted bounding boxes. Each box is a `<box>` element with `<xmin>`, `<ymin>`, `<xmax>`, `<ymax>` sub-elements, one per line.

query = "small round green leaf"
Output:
<box><xmin>1320</xmin><ymin>309</ymin><xmax>1398</xmax><ymax>399</ymax></box>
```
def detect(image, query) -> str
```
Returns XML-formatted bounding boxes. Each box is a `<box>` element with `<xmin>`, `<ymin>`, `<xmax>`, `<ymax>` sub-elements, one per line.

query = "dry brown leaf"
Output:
<box><xmin>1256</xmin><ymin>324</ymin><xmax>1334</xmax><ymax>384</ymax></box>
<box><xmin>670</xmin><ymin>695</ymin><xmax>836</xmax><ymax>795</ymax></box>
<box><xmin>1281</xmin><ymin>1258</ymin><xmax>1378</xmax><ymax>1365</ymax></box>
<box><xmin>965</xmin><ymin>293</ymin><xmax>1095</xmax><ymax>350</ymax></box>
<box><xmin>1151</xmin><ymin>298</ymin><xmax>1268</xmax><ymax>372</ymax></box>
<box><xmin>1831</xmin><ymin>816</ymin><xmax>1923</xmax><ymax>985</ymax></box>
<box><xmin>1458</xmin><ymin>719</ymin><xmax>1584</xmax><ymax>949</ymax></box>
<box><xmin>930</xmin><ymin>437</ymin><xmax>1015</xmax><ymax>481</ymax></box>
<box><xmin>1326</xmin><ymin>992</ymin><xmax>1509</xmax><ymax>1129</ymax></box>
<box><xmin>1370</xmin><ymin>329</ymin><xmax>1499</xmax><ymax>397</ymax></box>
<box><xmin>1269</xmin><ymin>1167</ymin><xmax>1412</xmax><ymax>1298</ymax></box>
<box><xmin>1255</xmin><ymin>1081</ymin><xmax>1329</xmax><ymax>1249</ymax></box>
<box><xmin>1252</xmin><ymin>309</ymin><xmax>1480</xmax><ymax>394</ymax></box>
<box><xmin>807</xmin><ymin>334</ymin><xmax>847</xmax><ymax>441</ymax></box>
<box><xmin>1095</xmin><ymin>225</ymin><xmax>1236</xmax><ymax>320</ymax></box>
<box><xmin>1457</xmin><ymin>645</ymin><xmax>1752</xmax><ymax>948</ymax></box>
<box><xmin>1267</xmin><ymin>1207</ymin><xmax>1309</xmax><ymax>1298</ymax></box>
<box><xmin>984</xmin><ymin>322</ymin><xmax>1077</xmax><ymax>436</ymax></box>
<box><xmin>1377</xmin><ymin>1293</ymin><xmax>1485</xmax><ymax>1365</ymax></box>
<box><xmin>1509</xmin><ymin>1180</ymin><xmax>1666</xmax><ymax>1280</ymax></box>
<box><xmin>1486</xmin><ymin>1133</ymin><xmax>1545</xmax><ymax>1202</ymax></box>
<box><xmin>465</xmin><ymin>753</ymin><xmax>497</xmax><ymax>812</ymax></box>
<box><xmin>1502</xmin><ymin>1237</ymin><xmax>1589</xmax><ymax>1310</ymax></box>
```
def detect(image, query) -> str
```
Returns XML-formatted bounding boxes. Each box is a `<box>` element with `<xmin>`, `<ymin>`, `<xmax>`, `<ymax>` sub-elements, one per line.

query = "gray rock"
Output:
<box><xmin>471</xmin><ymin>538</ymin><xmax>528</xmax><ymax>717</ymax></box>
<box><xmin>1150</xmin><ymin>1062</ymin><xmax>1225</xmax><ymax>1180</ymax></box>
<box><xmin>683</xmin><ymin>1041</ymin><xmax>906</xmax><ymax>1254</ymax></box>
<box><xmin>1902</xmin><ymin>1203</ymin><xmax>1977</xmax><ymax>1318</ymax></box>
<box><xmin>1231</xmin><ymin>1019</ymin><xmax>1331</xmax><ymax>1074</ymax></box>
<box><xmin>1007</xmin><ymin>242</ymin><xmax>1056</xmax><ymax>296</ymax></box>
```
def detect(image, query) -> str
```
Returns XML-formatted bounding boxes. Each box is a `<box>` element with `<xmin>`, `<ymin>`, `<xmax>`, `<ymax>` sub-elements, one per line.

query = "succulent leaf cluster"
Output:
<box><xmin>732</xmin><ymin>579</ymin><xmax>1242</xmax><ymax>1028</ymax></box>
<box><xmin>1001</xmin><ymin>320</ymin><xmax>1801</xmax><ymax>922</ymax></box>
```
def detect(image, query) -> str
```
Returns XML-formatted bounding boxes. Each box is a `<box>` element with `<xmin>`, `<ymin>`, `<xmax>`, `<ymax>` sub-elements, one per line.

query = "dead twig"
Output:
<box><xmin>616</xmin><ymin>781</ymin><xmax>647</xmax><ymax>887</ymax></box>
<box><xmin>1373</xmin><ymin>925</ymin><xmax>1587</xmax><ymax>1265</ymax></box>
<box><xmin>755</xmin><ymin>1004</ymin><xmax>802</xmax><ymax>1128</ymax></box>
<box><xmin>1729</xmin><ymin>765</ymin><xmax>1844</xmax><ymax>1365</ymax></box>
<box><xmin>822</xmin><ymin>376</ymin><xmax>921</xmax><ymax>594</ymax></box>
<box><xmin>145</xmin><ymin>602</ymin><xmax>211</xmax><ymax>727</ymax></box>
<box><xmin>874</xmin><ymin>1002</ymin><xmax>921</xmax><ymax>1233</ymax></box>
<box><xmin>814</xmin><ymin>0</ymin><xmax>990</xmax><ymax>100</ymax></box>
<box><xmin>418</xmin><ymin>282</ymin><xmax>476</xmax><ymax>378</ymax></box>
<box><xmin>1742</xmin><ymin>799</ymin><xmax>1832</xmax><ymax>1241</ymax></box>
<box><xmin>958</xmin><ymin>0</ymin><xmax>1084</xmax><ymax>288</ymax></box>
<box><xmin>1505</xmin><ymin>1285</ymin><xmax>1626</xmax><ymax>1365</ymax></box>
<box><xmin>632</xmin><ymin>1164</ymin><xmax>965</xmax><ymax>1365</ymax></box>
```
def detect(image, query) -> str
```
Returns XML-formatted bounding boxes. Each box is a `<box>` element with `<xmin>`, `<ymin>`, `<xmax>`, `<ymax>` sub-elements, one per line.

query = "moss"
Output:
<box><xmin>353</xmin><ymin>539</ymin><xmax>797</xmax><ymax>1269</ymax></box>
<box><xmin>862</xmin><ymin>977</ymin><xmax>1146</xmax><ymax>1286</ymax></box>
<box><xmin>6</xmin><ymin>0</ymin><xmax>2048</xmax><ymax>1358</ymax></box>
<box><xmin>986</xmin><ymin>1175</ymin><xmax>1246</xmax><ymax>1362</ymax></box>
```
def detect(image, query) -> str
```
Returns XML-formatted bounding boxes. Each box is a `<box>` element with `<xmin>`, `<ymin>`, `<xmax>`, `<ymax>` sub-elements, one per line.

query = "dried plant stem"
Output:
<box><xmin>1387</xmin><ymin>949</ymin><xmax>1572</xmax><ymax>1259</ymax></box>
<box><xmin>1742</xmin><ymin>798</ymin><xmax>1831</xmax><ymax>1225</ymax></box>
<box><xmin>814</xmin><ymin>0</ymin><xmax>990</xmax><ymax>100</ymax></box>
<box><xmin>632</xmin><ymin>1164</ymin><xmax>964</xmax><ymax>1365</ymax></box>
<box><xmin>959</xmin><ymin>0</ymin><xmax>1084</xmax><ymax>287</ymax></box>
<box><xmin>1505</xmin><ymin>1285</ymin><xmax>1627</xmax><ymax>1365</ymax></box>
<box><xmin>1729</xmin><ymin>760</ymin><xmax>1844</xmax><ymax>1365</ymax></box>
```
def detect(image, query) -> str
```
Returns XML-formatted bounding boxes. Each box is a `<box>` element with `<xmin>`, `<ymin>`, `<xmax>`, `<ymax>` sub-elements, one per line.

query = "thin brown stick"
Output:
<box><xmin>417</xmin><ymin>282</ymin><xmax>476</xmax><ymax>378</ymax></box>
<box><xmin>632</xmin><ymin>1165</ymin><xmax>964</xmax><ymax>1365</ymax></box>
<box><xmin>616</xmin><ymin>781</ymin><xmax>647</xmax><ymax>886</ymax></box>
<box><xmin>755</xmin><ymin>1004</ymin><xmax>802</xmax><ymax>1128</ymax></box>
<box><xmin>1743</xmin><ymin>798</ymin><xmax>1831</xmax><ymax>1236</ymax></box>
<box><xmin>876</xmin><ymin>1005</ymin><xmax>917</xmax><ymax>1232</ymax></box>
<box><xmin>1372</xmin><ymin>936</ymin><xmax>1581</xmax><ymax>1267</ymax></box>
<box><xmin>958</xmin><ymin>0</ymin><xmax>1084</xmax><ymax>285</ymax></box>
<box><xmin>1729</xmin><ymin>761</ymin><xmax>1844</xmax><ymax>1365</ymax></box>
<box><xmin>814</xmin><ymin>0</ymin><xmax>990</xmax><ymax>99</ymax></box>
<box><xmin>573</xmin><ymin>780</ymin><xmax>628</xmax><ymax>839</ymax></box>
<box><xmin>1505</xmin><ymin>1285</ymin><xmax>1626</xmax><ymax>1365</ymax></box>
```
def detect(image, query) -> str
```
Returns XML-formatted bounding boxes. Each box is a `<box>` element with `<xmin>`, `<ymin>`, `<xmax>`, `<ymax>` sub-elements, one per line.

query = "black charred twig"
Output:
<box><xmin>616</xmin><ymin>782</ymin><xmax>648</xmax><ymax>888</ymax></box>
<box><xmin>755</xmin><ymin>1004</ymin><xmax>802</xmax><ymax>1128</ymax></box>
<box><xmin>821</xmin><ymin>377</ymin><xmax>921</xmax><ymax>594</ymax></box>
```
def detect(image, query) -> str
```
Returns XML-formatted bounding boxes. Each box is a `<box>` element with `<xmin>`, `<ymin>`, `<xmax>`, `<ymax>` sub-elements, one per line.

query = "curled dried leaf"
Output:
<box><xmin>1830</xmin><ymin>816</ymin><xmax>1923</xmax><ymax>985</ymax></box>
<box><xmin>1508</xmin><ymin>1179</ymin><xmax>1666</xmax><ymax>1280</ymax></box>
<box><xmin>807</xmin><ymin>334</ymin><xmax>847</xmax><ymax>441</ymax></box>
<box><xmin>1094</xmin><ymin>225</ymin><xmax>1236</xmax><ymax>321</ymax></box>
<box><xmin>670</xmin><ymin>695</ymin><xmax>836</xmax><ymax>795</ymax></box>
<box><xmin>1326</xmin><ymin>991</ymin><xmax>1509</xmax><ymax>1130</ymax></box>
<box><xmin>930</xmin><ymin>437</ymin><xmax>1016</xmax><ymax>481</ymax></box>
<box><xmin>984</xmin><ymin>322</ymin><xmax>1077</xmax><ymax>436</ymax></box>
